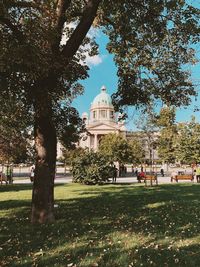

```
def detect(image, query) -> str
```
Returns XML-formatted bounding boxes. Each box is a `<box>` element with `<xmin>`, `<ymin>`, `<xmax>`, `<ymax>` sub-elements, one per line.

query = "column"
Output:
<box><xmin>94</xmin><ymin>134</ymin><xmax>98</xmax><ymax>151</ymax></box>
<box><xmin>87</xmin><ymin>135</ymin><xmax>91</xmax><ymax>151</ymax></box>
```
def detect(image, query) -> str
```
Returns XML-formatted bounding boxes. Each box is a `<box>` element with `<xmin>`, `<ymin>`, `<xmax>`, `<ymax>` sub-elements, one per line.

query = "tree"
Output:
<box><xmin>72</xmin><ymin>151</ymin><xmax>112</xmax><ymax>185</ymax></box>
<box><xmin>99</xmin><ymin>133</ymin><xmax>131</xmax><ymax>163</ymax></box>
<box><xmin>176</xmin><ymin>117</ymin><xmax>200</xmax><ymax>164</ymax></box>
<box><xmin>61</xmin><ymin>147</ymin><xmax>86</xmax><ymax>166</ymax></box>
<box><xmin>99</xmin><ymin>133</ymin><xmax>145</xmax><ymax>164</ymax></box>
<box><xmin>156</xmin><ymin>106</ymin><xmax>178</xmax><ymax>164</ymax></box>
<box><xmin>128</xmin><ymin>139</ymin><xmax>145</xmax><ymax>165</ymax></box>
<box><xmin>136</xmin><ymin>110</ymin><xmax>159</xmax><ymax>169</ymax></box>
<box><xmin>1</xmin><ymin>1</ymin><xmax>199</xmax><ymax>223</ymax></box>
<box><xmin>0</xmin><ymin>93</ymin><xmax>33</xmax><ymax>163</ymax></box>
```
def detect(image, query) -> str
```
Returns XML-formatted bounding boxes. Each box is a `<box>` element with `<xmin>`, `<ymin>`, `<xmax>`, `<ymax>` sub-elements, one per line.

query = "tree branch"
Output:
<box><xmin>51</xmin><ymin>0</ymin><xmax>72</xmax><ymax>53</ymax></box>
<box><xmin>62</xmin><ymin>0</ymin><xmax>101</xmax><ymax>59</ymax></box>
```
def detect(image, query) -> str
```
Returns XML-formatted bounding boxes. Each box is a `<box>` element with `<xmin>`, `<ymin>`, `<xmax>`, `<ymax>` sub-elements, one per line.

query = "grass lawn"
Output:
<box><xmin>1</xmin><ymin>183</ymin><xmax>200</xmax><ymax>267</ymax></box>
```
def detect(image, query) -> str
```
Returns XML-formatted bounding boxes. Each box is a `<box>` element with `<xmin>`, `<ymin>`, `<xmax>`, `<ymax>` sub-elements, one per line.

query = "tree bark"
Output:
<box><xmin>31</xmin><ymin>92</ymin><xmax>57</xmax><ymax>224</ymax></box>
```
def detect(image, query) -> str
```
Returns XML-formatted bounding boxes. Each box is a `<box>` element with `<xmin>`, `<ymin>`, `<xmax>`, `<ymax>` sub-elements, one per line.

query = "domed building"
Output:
<box><xmin>79</xmin><ymin>86</ymin><xmax>126</xmax><ymax>151</ymax></box>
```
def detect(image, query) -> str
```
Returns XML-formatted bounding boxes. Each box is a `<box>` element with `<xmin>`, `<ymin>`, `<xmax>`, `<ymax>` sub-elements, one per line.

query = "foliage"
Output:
<box><xmin>99</xmin><ymin>133</ymin><xmax>131</xmax><ymax>163</ymax></box>
<box><xmin>61</xmin><ymin>147</ymin><xmax>86</xmax><ymax>165</ymax></box>
<box><xmin>106</xmin><ymin>1</ymin><xmax>200</xmax><ymax>112</ymax></box>
<box><xmin>99</xmin><ymin>133</ymin><xmax>145</xmax><ymax>164</ymax></box>
<box><xmin>2</xmin><ymin>183</ymin><xmax>200</xmax><ymax>266</ymax></box>
<box><xmin>128</xmin><ymin>138</ymin><xmax>146</xmax><ymax>164</ymax></box>
<box><xmin>1</xmin><ymin>0</ymin><xmax>199</xmax><ymax>134</ymax></box>
<box><xmin>136</xmin><ymin>111</ymin><xmax>158</xmax><ymax>164</ymax></box>
<box><xmin>0</xmin><ymin>94</ymin><xmax>33</xmax><ymax>163</ymax></box>
<box><xmin>156</xmin><ymin>106</ymin><xmax>176</xmax><ymax>127</ymax></box>
<box><xmin>176</xmin><ymin>117</ymin><xmax>200</xmax><ymax>164</ymax></box>
<box><xmin>55</xmin><ymin>105</ymin><xmax>86</xmax><ymax>150</ymax></box>
<box><xmin>156</xmin><ymin>107</ymin><xmax>178</xmax><ymax>163</ymax></box>
<box><xmin>72</xmin><ymin>151</ymin><xmax>112</xmax><ymax>184</ymax></box>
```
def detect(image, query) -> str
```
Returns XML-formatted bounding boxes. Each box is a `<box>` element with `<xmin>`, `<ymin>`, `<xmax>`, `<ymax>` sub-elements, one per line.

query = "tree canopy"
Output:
<box><xmin>156</xmin><ymin>106</ymin><xmax>178</xmax><ymax>163</ymax></box>
<box><xmin>1</xmin><ymin>1</ymin><xmax>199</xmax><ymax>112</ymax></box>
<box><xmin>99</xmin><ymin>133</ymin><xmax>145</xmax><ymax>164</ymax></box>
<box><xmin>176</xmin><ymin>117</ymin><xmax>200</xmax><ymax>164</ymax></box>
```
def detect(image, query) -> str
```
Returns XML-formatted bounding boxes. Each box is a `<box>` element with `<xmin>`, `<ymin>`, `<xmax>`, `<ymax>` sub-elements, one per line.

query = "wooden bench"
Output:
<box><xmin>0</xmin><ymin>172</ymin><xmax>8</xmax><ymax>185</ymax></box>
<box><xmin>171</xmin><ymin>174</ymin><xmax>193</xmax><ymax>182</ymax></box>
<box><xmin>144</xmin><ymin>175</ymin><xmax>158</xmax><ymax>186</ymax></box>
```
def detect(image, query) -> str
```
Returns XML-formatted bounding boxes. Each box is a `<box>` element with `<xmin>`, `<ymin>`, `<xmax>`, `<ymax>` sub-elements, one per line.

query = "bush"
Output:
<box><xmin>71</xmin><ymin>151</ymin><xmax>113</xmax><ymax>185</ymax></box>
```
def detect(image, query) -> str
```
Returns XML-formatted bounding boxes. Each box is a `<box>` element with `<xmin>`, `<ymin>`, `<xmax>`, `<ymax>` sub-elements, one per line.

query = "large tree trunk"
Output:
<box><xmin>31</xmin><ymin>93</ymin><xmax>57</xmax><ymax>223</ymax></box>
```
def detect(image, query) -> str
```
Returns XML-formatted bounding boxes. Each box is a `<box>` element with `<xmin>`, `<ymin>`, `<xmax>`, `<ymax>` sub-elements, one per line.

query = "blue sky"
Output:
<box><xmin>73</xmin><ymin>18</ymin><xmax>200</xmax><ymax>130</ymax></box>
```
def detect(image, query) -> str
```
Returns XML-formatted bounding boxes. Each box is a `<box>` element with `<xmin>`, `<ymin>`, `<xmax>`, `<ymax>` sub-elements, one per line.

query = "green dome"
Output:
<box><xmin>92</xmin><ymin>86</ymin><xmax>113</xmax><ymax>107</ymax></box>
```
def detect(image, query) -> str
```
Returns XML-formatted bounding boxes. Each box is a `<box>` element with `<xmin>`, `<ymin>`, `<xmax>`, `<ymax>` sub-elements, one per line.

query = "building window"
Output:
<box><xmin>100</xmin><ymin>110</ymin><xmax>106</xmax><ymax>118</ymax></box>
<box><xmin>93</xmin><ymin>111</ymin><xmax>96</xmax><ymax>119</ymax></box>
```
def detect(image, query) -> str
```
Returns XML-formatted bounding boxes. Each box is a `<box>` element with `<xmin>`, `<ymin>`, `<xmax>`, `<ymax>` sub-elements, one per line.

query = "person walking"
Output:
<box><xmin>112</xmin><ymin>165</ymin><xmax>118</xmax><ymax>183</ymax></box>
<box><xmin>196</xmin><ymin>164</ymin><xmax>200</xmax><ymax>183</ymax></box>
<box><xmin>6</xmin><ymin>165</ymin><xmax>13</xmax><ymax>184</ymax></box>
<box><xmin>160</xmin><ymin>168</ymin><xmax>164</xmax><ymax>177</ymax></box>
<box><xmin>135</xmin><ymin>167</ymin><xmax>138</xmax><ymax>177</ymax></box>
<box><xmin>30</xmin><ymin>165</ymin><xmax>35</xmax><ymax>182</ymax></box>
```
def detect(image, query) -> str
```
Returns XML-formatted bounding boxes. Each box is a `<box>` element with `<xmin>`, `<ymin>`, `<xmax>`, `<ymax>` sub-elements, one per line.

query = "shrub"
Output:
<box><xmin>71</xmin><ymin>151</ymin><xmax>113</xmax><ymax>185</ymax></box>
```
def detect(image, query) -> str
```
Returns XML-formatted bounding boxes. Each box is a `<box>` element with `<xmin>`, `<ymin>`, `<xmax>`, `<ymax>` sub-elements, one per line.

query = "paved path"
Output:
<box><xmin>12</xmin><ymin>175</ymin><xmax>197</xmax><ymax>185</ymax></box>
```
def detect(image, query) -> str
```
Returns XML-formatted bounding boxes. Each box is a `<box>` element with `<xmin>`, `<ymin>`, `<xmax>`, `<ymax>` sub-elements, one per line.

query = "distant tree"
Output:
<box><xmin>127</xmin><ymin>139</ymin><xmax>145</xmax><ymax>164</ymax></box>
<box><xmin>156</xmin><ymin>106</ymin><xmax>178</xmax><ymax>164</ymax></box>
<box><xmin>99</xmin><ymin>133</ymin><xmax>131</xmax><ymax>164</ymax></box>
<box><xmin>99</xmin><ymin>133</ymin><xmax>145</xmax><ymax>164</ymax></box>
<box><xmin>61</xmin><ymin>147</ymin><xmax>86</xmax><ymax>166</ymax></box>
<box><xmin>1</xmin><ymin>1</ymin><xmax>199</xmax><ymax>223</ymax></box>
<box><xmin>176</xmin><ymin>117</ymin><xmax>200</xmax><ymax>164</ymax></box>
<box><xmin>0</xmin><ymin>94</ymin><xmax>32</xmax><ymax>163</ymax></box>
<box><xmin>136</xmin><ymin>110</ymin><xmax>158</xmax><ymax>168</ymax></box>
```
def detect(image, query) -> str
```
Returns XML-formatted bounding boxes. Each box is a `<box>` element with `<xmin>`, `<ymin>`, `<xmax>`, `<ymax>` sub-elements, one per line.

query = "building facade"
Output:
<box><xmin>79</xmin><ymin>86</ymin><xmax>126</xmax><ymax>151</ymax></box>
<box><xmin>57</xmin><ymin>85</ymin><xmax>159</xmax><ymax>162</ymax></box>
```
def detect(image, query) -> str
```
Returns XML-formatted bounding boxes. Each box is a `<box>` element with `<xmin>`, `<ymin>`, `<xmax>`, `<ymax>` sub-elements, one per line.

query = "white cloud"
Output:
<box><xmin>87</xmin><ymin>27</ymin><xmax>100</xmax><ymax>38</ymax></box>
<box><xmin>85</xmin><ymin>54</ymin><xmax>105</xmax><ymax>66</ymax></box>
<box><xmin>61</xmin><ymin>23</ymin><xmax>104</xmax><ymax>67</ymax></box>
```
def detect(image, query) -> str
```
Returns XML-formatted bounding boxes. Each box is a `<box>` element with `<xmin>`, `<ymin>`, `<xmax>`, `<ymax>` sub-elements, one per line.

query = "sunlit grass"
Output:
<box><xmin>1</xmin><ymin>183</ymin><xmax>200</xmax><ymax>266</ymax></box>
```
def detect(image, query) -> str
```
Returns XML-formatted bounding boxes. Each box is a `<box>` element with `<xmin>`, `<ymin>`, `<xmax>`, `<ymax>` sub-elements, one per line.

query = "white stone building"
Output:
<box><xmin>79</xmin><ymin>86</ymin><xmax>126</xmax><ymax>151</ymax></box>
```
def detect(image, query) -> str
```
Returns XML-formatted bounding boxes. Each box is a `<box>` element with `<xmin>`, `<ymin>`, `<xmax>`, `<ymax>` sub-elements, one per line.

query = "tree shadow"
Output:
<box><xmin>0</xmin><ymin>184</ymin><xmax>33</xmax><ymax>193</ymax></box>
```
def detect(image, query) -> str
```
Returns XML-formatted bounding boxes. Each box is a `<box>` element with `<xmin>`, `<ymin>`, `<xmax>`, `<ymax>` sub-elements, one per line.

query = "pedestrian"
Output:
<box><xmin>112</xmin><ymin>165</ymin><xmax>118</xmax><ymax>183</ymax></box>
<box><xmin>135</xmin><ymin>167</ymin><xmax>138</xmax><ymax>177</ymax></box>
<box><xmin>6</xmin><ymin>165</ymin><xmax>13</xmax><ymax>184</ymax></box>
<box><xmin>160</xmin><ymin>168</ymin><xmax>164</xmax><ymax>177</ymax></box>
<box><xmin>196</xmin><ymin>164</ymin><xmax>200</xmax><ymax>183</ymax></box>
<box><xmin>132</xmin><ymin>165</ymin><xmax>134</xmax><ymax>174</ymax></box>
<box><xmin>30</xmin><ymin>165</ymin><xmax>35</xmax><ymax>182</ymax></box>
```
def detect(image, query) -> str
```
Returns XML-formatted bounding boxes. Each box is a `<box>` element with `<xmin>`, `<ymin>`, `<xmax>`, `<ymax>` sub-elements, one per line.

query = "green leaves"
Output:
<box><xmin>72</xmin><ymin>151</ymin><xmax>112</xmax><ymax>185</ymax></box>
<box><xmin>98</xmin><ymin>133</ymin><xmax>145</xmax><ymax>164</ymax></box>
<box><xmin>102</xmin><ymin>0</ymin><xmax>200</xmax><ymax>110</ymax></box>
<box><xmin>175</xmin><ymin>117</ymin><xmax>200</xmax><ymax>164</ymax></box>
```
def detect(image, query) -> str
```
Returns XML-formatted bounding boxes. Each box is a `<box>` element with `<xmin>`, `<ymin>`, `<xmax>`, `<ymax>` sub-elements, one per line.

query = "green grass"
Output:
<box><xmin>1</xmin><ymin>183</ymin><xmax>200</xmax><ymax>267</ymax></box>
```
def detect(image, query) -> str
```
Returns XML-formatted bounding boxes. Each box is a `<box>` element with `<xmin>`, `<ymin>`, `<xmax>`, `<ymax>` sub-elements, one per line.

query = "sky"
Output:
<box><xmin>72</xmin><ymin>10</ymin><xmax>200</xmax><ymax>131</ymax></box>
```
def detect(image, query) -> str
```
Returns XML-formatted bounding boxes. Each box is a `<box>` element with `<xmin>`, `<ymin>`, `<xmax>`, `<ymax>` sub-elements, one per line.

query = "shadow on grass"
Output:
<box><xmin>1</xmin><ymin>183</ymin><xmax>200</xmax><ymax>267</ymax></box>
<box><xmin>0</xmin><ymin>184</ymin><xmax>33</xmax><ymax>193</ymax></box>
<box><xmin>0</xmin><ymin>183</ymin><xmax>65</xmax><ymax>193</ymax></box>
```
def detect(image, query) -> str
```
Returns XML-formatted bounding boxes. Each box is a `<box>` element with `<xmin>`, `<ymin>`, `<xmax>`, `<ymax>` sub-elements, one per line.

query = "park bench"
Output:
<box><xmin>0</xmin><ymin>172</ymin><xmax>8</xmax><ymax>185</ymax></box>
<box><xmin>144</xmin><ymin>174</ymin><xmax>158</xmax><ymax>186</ymax></box>
<box><xmin>171</xmin><ymin>174</ymin><xmax>194</xmax><ymax>183</ymax></box>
